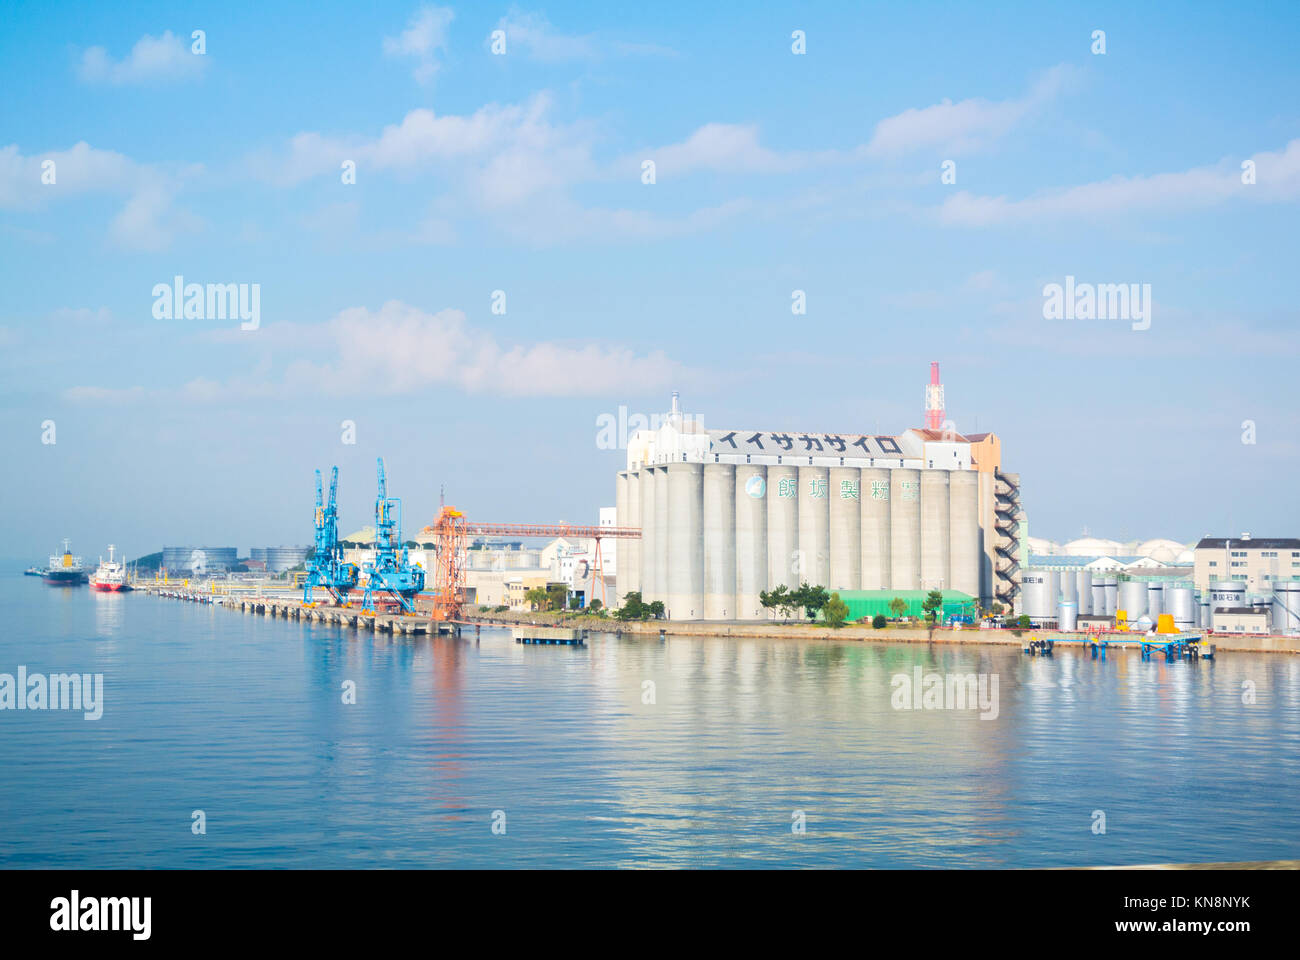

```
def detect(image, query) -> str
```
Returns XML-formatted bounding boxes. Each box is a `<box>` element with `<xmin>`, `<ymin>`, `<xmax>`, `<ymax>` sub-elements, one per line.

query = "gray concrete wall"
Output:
<box><xmin>666</xmin><ymin>462</ymin><xmax>704</xmax><ymax>620</ymax></box>
<box><xmin>735</xmin><ymin>464</ymin><xmax>768</xmax><ymax>620</ymax></box>
<box><xmin>919</xmin><ymin>470</ymin><xmax>950</xmax><ymax>592</ymax></box>
<box><xmin>797</xmin><ymin>466</ymin><xmax>830</xmax><ymax>587</ymax></box>
<box><xmin>615</xmin><ymin>471</ymin><xmax>631</xmax><ymax>599</ymax></box>
<box><xmin>890</xmin><ymin>468</ymin><xmax>921</xmax><ymax>590</ymax></box>
<box><xmin>703</xmin><ymin>463</ymin><xmax>736</xmax><ymax>619</ymax></box>
<box><xmin>948</xmin><ymin>470</ymin><xmax>980</xmax><ymax>599</ymax></box>
<box><xmin>654</xmin><ymin>465</ymin><xmax>669</xmax><ymax>605</ymax></box>
<box><xmin>639</xmin><ymin>468</ymin><xmax>657</xmax><ymax>602</ymax></box>
<box><xmin>860</xmin><ymin>467</ymin><xmax>891</xmax><ymax>590</ymax></box>
<box><xmin>624</xmin><ymin>468</ymin><xmax>641</xmax><ymax>598</ymax></box>
<box><xmin>829</xmin><ymin>466</ymin><xmax>862</xmax><ymax>591</ymax></box>
<box><xmin>766</xmin><ymin>464</ymin><xmax>799</xmax><ymax>592</ymax></box>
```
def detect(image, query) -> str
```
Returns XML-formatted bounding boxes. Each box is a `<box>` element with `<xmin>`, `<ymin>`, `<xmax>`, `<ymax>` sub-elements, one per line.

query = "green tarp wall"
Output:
<box><xmin>834</xmin><ymin>590</ymin><xmax>977</xmax><ymax>621</ymax></box>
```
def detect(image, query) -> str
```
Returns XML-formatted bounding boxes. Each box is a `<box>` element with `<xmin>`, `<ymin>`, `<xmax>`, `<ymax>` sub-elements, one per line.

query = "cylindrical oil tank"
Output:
<box><xmin>1059</xmin><ymin>598</ymin><xmax>1078</xmax><ymax>632</ymax></box>
<box><xmin>1208</xmin><ymin>580</ymin><xmax>1246</xmax><ymax>609</ymax></box>
<box><xmin>1101</xmin><ymin>576</ymin><xmax>1118</xmax><ymax>616</ymax></box>
<box><xmin>639</xmin><ymin>469</ymin><xmax>657</xmax><ymax>601</ymax></box>
<box><xmin>1059</xmin><ymin>568</ymin><xmax>1078</xmax><ymax>605</ymax></box>
<box><xmin>666</xmin><ymin>463</ymin><xmax>704</xmax><ymax>620</ymax></box>
<box><xmin>766</xmin><ymin>465</ymin><xmax>799</xmax><ymax>592</ymax></box>
<box><xmin>948</xmin><ymin>472</ymin><xmax>980</xmax><ymax>598</ymax></box>
<box><xmin>890</xmin><ymin>469</ymin><xmax>921</xmax><ymax>590</ymax></box>
<box><xmin>1166</xmin><ymin>583</ymin><xmax>1195</xmax><ymax>632</ymax></box>
<box><xmin>1272</xmin><ymin>581</ymin><xmax>1300</xmax><ymax>634</ymax></box>
<box><xmin>1118</xmin><ymin>578</ymin><xmax>1147</xmax><ymax>621</ymax></box>
<box><xmin>797</xmin><ymin>466</ymin><xmax>831</xmax><ymax>588</ymax></box>
<box><xmin>859</xmin><ymin>467</ymin><xmax>891</xmax><ymax>590</ymax></box>
<box><xmin>702</xmin><ymin>464</ymin><xmax>736</xmax><ymax>620</ymax></box>
<box><xmin>735</xmin><ymin>465</ymin><xmax>768</xmax><ymax>620</ymax></box>
<box><xmin>919</xmin><ymin>470</ymin><xmax>950</xmax><ymax>592</ymax></box>
<box><xmin>1197</xmin><ymin>591</ymin><xmax>1211</xmax><ymax>628</ymax></box>
<box><xmin>1091</xmin><ymin>579</ymin><xmax>1106</xmax><ymax>615</ymax></box>
<box><xmin>1076</xmin><ymin>570</ymin><xmax>1093</xmax><ymax>615</ymax></box>
<box><xmin>507</xmin><ymin>549</ymin><xmax>541</xmax><ymax>569</ymax></box>
<box><xmin>654</xmin><ymin>466</ymin><xmax>669</xmax><ymax>603</ymax></box>
<box><xmin>1147</xmin><ymin>581</ymin><xmax>1165</xmax><ymax>619</ymax></box>
<box><xmin>828</xmin><ymin>467</ymin><xmax>861</xmax><ymax>591</ymax></box>
<box><xmin>1019</xmin><ymin>569</ymin><xmax>1057</xmax><ymax>621</ymax></box>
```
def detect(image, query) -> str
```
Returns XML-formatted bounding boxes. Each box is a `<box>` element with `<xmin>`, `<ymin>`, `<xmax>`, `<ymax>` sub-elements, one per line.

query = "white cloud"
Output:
<box><xmin>938</xmin><ymin>138</ymin><xmax>1300</xmax><ymax>226</ymax></box>
<box><xmin>866</xmin><ymin>65</ymin><xmax>1075</xmax><ymax>156</ymax></box>
<box><xmin>0</xmin><ymin>141</ymin><xmax>199</xmax><ymax>250</ymax></box>
<box><xmin>108</xmin><ymin>181</ymin><xmax>202</xmax><ymax>251</ymax></box>
<box><xmin>64</xmin><ymin>385</ymin><xmax>149</xmax><ymax>403</ymax></box>
<box><xmin>636</xmin><ymin>124</ymin><xmax>821</xmax><ymax>178</ymax></box>
<box><xmin>491</xmin><ymin>9</ymin><xmax>676</xmax><ymax>61</ymax></box>
<box><xmin>254</xmin><ymin>93</ymin><xmax>608</xmax><ymax>218</ymax></box>
<box><xmin>496</xmin><ymin>196</ymin><xmax>753</xmax><ymax>245</ymax></box>
<box><xmin>79</xmin><ymin>31</ymin><xmax>205</xmax><ymax>85</ymax></box>
<box><xmin>0</xmin><ymin>141</ymin><xmax>136</xmax><ymax>208</ymax></box>
<box><xmin>74</xmin><ymin>301</ymin><xmax>682</xmax><ymax>402</ymax></box>
<box><xmin>326</xmin><ymin>301</ymin><xmax>679</xmax><ymax>396</ymax></box>
<box><xmin>383</xmin><ymin>6</ymin><xmax>454</xmax><ymax>84</ymax></box>
<box><xmin>493</xmin><ymin>9</ymin><xmax>597</xmax><ymax>62</ymax></box>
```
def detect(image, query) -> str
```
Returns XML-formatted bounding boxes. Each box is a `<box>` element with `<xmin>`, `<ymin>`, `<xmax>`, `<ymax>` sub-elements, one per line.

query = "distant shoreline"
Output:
<box><xmin>466</xmin><ymin>610</ymin><xmax>1300</xmax><ymax>656</ymax></box>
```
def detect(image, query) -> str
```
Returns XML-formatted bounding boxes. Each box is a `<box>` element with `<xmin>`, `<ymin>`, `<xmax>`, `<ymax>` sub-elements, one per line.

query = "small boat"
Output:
<box><xmin>43</xmin><ymin>540</ymin><xmax>88</xmax><ymax>586</ymax></box>
<box><xmin>90</xmin><ymin>545</ymin><xmax>132</xmax><ymax>592</ymax></box>
<box><xmin>24</xmin><ymin>566</ymin><xmax>45</xmax><ymax>577</ymax></box>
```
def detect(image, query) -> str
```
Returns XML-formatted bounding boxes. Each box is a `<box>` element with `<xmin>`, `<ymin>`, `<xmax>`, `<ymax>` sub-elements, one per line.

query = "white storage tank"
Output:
<box><xmin>1059</xmin><ymin>569</ymin><xmax>1078</xmax><ymax>606</ymax></box>
<box><xmin>1272</xmin><ymin>581</ymin><xmax>1300</xmax><ymax>635</ymax></box>
<box><xmin>1076</xmin><ymin>570</ymin><xmax>1093</xmax><ymax>616</ymax></box>
<box><xmin>1019</xmin><ymin>569</ymin><xmax>1058</xmax><ymax>622</ymax></box>
<box><xmin>1208</xmin><ymin>580</ymin><xmax>1246</xmax><ymax>608</ymax></box>
<box><xmin>1146</xmin><ymin>581</ymin><xmax>1165</xmax><ymax>619</ymax></box>
<box><xmin>1101</xmin><ymin>577</ymin><xmax>1118</xmax><ymax>616</ymax></box>
<box><xmin>1118</xmin><ymin>578</ymin><xmax>1147</xmax><ymax>621</ymax></box>
<box><xmin>1165</xmin><ymin>583</ymin><xmax>1196</xmax><ymax>632</ymax></box>
<box><xmin>1058</xmin><ymin>598</ymin><xmax>1078</xmax><ymax>632</ymax></box>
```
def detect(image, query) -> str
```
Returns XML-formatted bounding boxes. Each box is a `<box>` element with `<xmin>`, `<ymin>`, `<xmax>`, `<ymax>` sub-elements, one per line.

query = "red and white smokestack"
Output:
<box><xmin>925</xmin><ymin>361</ymin><xmax>945</xmax><ymax>430</ymax></box>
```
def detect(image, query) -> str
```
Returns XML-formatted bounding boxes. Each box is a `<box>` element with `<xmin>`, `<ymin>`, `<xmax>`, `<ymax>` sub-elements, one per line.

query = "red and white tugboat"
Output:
<box><xmin>90</xmin><ymin>544</ymin><xmax>132</xmax><ymax>592</ymax></box>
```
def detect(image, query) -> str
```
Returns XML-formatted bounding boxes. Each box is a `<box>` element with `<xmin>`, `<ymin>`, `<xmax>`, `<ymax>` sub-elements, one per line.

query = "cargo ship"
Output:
<box><xmin>89</xmin><ymin>544</ymin><xmax>132</xmax><ymax>592</ymax></box>
<box><xmin>43</xmin><ymin>540</ymin><xmax>88</xmax><ymax>586</ymax></box>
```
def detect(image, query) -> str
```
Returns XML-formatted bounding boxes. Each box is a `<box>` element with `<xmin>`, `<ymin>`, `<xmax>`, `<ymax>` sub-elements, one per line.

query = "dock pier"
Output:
<box><xmin>141</xmin><ymin>585</ymin><xmax>431</xmax><ymax>635</ymax></box>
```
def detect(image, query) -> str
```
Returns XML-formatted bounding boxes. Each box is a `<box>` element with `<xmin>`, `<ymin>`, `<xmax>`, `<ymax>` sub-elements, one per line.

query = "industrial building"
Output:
<box><xmin>1017</xmin><ymin>562</ymin><xmax>1300</xmax><ymax>636</ymax></box>
<box><xmin>614</xmin><ymin>372</ymin><xmax>1023</xmax><ymax>621</ymax></box>
<box><xmin>162</xmin><ymin>546</ymin><xmax>238</xmax><ymax>575</ymax></box>
<box><xmin>1193</xmin><ymin>536</ymin><xmax>1300</xmax><ymax>593</ymax></box>
<box><xmin>249</xmin><ymin>545</ymin><xmax>309</xmax><ymax>574</ymax></box>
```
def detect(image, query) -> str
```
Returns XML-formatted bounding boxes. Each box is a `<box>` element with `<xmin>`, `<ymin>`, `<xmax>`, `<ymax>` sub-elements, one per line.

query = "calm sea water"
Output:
<box><xmin>1</xmin><ymin>574</ymin><xmax>1298</xmax><ymax>868</ymax></box>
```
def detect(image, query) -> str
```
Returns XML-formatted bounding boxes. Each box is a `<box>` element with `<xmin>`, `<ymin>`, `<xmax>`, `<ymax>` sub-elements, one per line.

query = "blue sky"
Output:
<box><xmin>2</xmin><ymin>1</ymin><xmax>1298</xmax><ymax>560</ymax></box>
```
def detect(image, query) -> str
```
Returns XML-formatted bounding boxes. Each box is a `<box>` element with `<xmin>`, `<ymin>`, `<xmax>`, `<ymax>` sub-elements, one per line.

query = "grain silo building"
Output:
<box><xmin>615</xmin><ymin>395</ymin><xmax>1022</xmax><ymax>620</ymax></box>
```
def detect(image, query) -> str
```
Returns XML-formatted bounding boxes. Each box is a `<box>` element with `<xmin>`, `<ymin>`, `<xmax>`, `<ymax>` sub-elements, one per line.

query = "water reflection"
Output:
<box><xmin>2</xmin><ymin>575</ymin><xmax>1298</xmax><ymax>868</ymax></box>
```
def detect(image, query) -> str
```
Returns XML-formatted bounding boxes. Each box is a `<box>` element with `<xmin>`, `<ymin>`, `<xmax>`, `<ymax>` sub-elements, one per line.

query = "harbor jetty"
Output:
<box><xmin>140</xmin><ymin>584</ymin><xmax>447</xmax><ymax>636</ymax></box>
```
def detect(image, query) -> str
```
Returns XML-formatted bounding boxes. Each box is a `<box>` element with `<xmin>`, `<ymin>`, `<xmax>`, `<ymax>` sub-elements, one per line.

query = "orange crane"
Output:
<box><xmin>421</xmin><ymin>506</ymin><xmax>641</xmax><ymax>622</ymax></box>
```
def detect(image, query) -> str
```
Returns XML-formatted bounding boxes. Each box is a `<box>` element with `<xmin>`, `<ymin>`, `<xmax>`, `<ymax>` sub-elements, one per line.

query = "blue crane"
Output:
<box><xmin>360</xmin><ymin>457</ymin><xmax>426</xmax><ymax>613</ymax></box>
<box><xmin>303</xmin><ymin>466</ymin><xmax>359</xmax><ymax>605</ymax></box>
